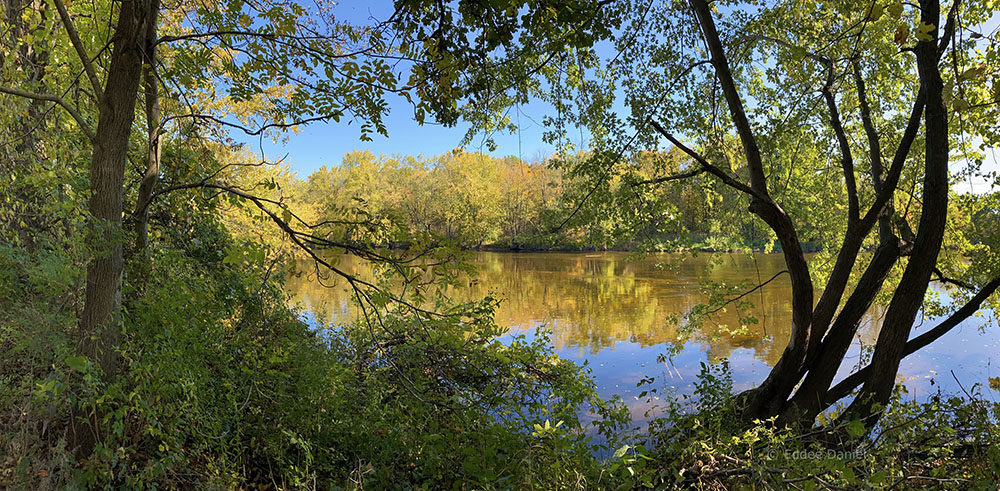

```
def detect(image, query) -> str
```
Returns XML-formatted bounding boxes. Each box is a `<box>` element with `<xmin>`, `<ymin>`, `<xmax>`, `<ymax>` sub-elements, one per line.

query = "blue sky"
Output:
<box><xmin>241</xmin><ymin>1</ymin><xmax>998</xmax><ymax>194</ymax></box>
<box><xmin>248</xmin><ymin>97</ymin><xmax>562</xmax><ymax>177</ymax></box>
<box><xmin>240</xmin><ymin>1</ymin><xmax>569</xmax><ymax>177</ymax></box>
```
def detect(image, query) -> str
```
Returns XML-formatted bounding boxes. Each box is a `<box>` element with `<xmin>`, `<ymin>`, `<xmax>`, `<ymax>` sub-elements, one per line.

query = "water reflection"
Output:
<box><xmin>285</xmin><ymin>251</ymin><xmax>999</xmax><ymax>420</ymax></box>
<box><xmin>286</xmin><ymin>252</ymin><xmax>800</xmax><ymax>362</ymax></box>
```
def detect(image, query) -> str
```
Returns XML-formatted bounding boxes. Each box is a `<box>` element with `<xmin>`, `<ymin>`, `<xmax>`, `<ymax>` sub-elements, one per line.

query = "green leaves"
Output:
<box><xmin>959</xmin><ymin>66</ymin><xmax>986</xmax><ymax>82</ymax></box>
<box><xmin>389</xmin><ymin>0</ymin><xmax>619</xmax><ymax>139</ymax></box>
<box><xmin>914</xmin><ymin>21</ymin><xmax>935</xmax><ymax>42</ymax></box>
<box><xmin>844</xmin><ymin>419</ymin><xmax>867</xmax><ymax>439</ymax></box>
<box><xmin>66</xmin><ymin>355</ymin><xmax>90</xmax><ymax>372</ymax></box>
<box><xmin>866</xmin><ymin>3</ymin><xmax>884</xmax><ymax>21</ymax></box>
<box><xmin>222</xmin><ymin>241</ymin><xmax>268</xmax><ymax>266</ymax></box>
<box><xmin>612</xmin><ymin>443</ymin><xmax>631</xmax><ymax>459</ymax></box>
<box><xmin>886</xmin><ymin>2</ymin><xmax>904</xmax><ymax>18</ymax></box>
<box><xmin>531</xmin><ymin>419</ymin><xmax>564</xmax><ymax>437</ymax></box>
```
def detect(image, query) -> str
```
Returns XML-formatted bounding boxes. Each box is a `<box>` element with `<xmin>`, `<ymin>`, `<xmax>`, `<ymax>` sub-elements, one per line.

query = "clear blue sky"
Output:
<box><xmin>242</xmin><ymin>1</ymin><xmax>998</xmax><ymax>194</ymax></box>
<box><xmin>241</xmin><ymin>1</ymin><xmax>571</xmax><ymax>177</ymax></box>
<box><xmin>248</xmin><ymin>98</ymin><xmax>563</xmax><ymax>177</ymax></box>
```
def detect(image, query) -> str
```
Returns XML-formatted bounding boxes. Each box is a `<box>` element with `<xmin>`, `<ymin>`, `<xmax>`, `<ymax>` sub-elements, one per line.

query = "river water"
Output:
<box><xmin>284</xmin><ymin>251</ymin><xmax>1000</xmax><ymax>424</ymax></box>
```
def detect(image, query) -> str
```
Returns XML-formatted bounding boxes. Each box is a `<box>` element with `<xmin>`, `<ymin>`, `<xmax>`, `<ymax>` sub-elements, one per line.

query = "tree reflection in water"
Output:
<box><xmin>285</xmin><ymin>251</ymin><xmax>996</xmax><ymax>422</ymax></box>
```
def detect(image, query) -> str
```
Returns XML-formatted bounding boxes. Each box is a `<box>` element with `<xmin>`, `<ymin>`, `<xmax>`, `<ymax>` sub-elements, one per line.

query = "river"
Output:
<box><xmin>284</xmin><ymin>251</ymin><xmax>1000</xmax><ymax>424</ymax></box>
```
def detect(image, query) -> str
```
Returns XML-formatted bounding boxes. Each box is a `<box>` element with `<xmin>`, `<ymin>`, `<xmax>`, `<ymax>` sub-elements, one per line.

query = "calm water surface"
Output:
<box><xmin>285</xmin><ymin>252</ymin><xmax>1000</xmax><ymax>423</ymax></box>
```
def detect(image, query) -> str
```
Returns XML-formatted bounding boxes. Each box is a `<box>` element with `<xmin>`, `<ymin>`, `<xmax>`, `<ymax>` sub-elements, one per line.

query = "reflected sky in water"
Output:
<box><xmin>285</xmin><ymin>251</ymin><xmax>1000</xmax><ymax>425</ymax></box>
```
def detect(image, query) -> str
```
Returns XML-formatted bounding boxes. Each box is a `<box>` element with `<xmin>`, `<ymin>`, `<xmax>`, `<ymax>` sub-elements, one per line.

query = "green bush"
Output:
<box><xmin>1</xmin><ymin>200</ymin><xmax>630</xmax><ymax>489</ymax></box>
<box><xmin>625</xmin><ymin>362</ymin><xmax>1000</xmax><ymax>489</ymax></box>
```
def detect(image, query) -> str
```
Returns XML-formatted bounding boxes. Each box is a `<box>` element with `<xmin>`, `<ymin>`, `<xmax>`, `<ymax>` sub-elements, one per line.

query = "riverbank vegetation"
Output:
<box><xmin>3</xmin><ymin>0</ymin><xmax>1000</xmax><ymax>488</ymax></box>
<box><xmin>289</xmin><ymin>148</ymin><xmax>790</xmax><ymax>252</ymax></box>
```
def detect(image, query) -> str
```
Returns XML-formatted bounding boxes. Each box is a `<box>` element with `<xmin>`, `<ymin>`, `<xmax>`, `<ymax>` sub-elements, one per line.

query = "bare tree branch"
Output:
<box><xmin>689</xmin><ymin>0</ymin><xmax>815</xmax><ymax>419</ymax></box>
<box><xmin>821</xmin><ymin>67</ymin><xmax>860</xmax><ymax>224</ymax></box>
<box><xmin>145</xmin><ymin>181</ymin><xmax>457</xmax><ymax>319</ymax></box>
<box><xmin>690</xmin><ymin>0</ymin><xmax>769</xmax><ymax>196</ymax></box>
<box><xmin>938</xmin><ymin>0</ymin><xmax>963</xmax><ymax>55</ymax></box>
<box><xmin>852</xmin><ymin>59</ymin><xmax>894</xmax><ymax>243</ymax></box>
<box><xmin>745</xmin><ymin>34</ymin><xmax>859</xmax><ymax>223</ymax></box>
<box><xmin>631</xmin><ymin>167</ymin><xmax>705</xmax><ymax>186</ymax></box>
<box><xmin>649</xmin><ymin>120</ymin><xmax>762</xmax><ymax>199</ymax></box>
<box><xmin>932</xmin><ymin>267</ymin><xmax>976</xmax><ymax>290</ymax></box>
<box><xmin>157</xmin><ymin>30</ymin><xmax>278</xmax><ymax>44</ymax></box>
<box><xmin>846</xmin><ymin>0</ymin><xmax>953</xmax><ymax>421</ymax></box>
<box><xmin>162</xmin><ymin>112</ymin><xmax>340</xmax><ymax>137</ymax></box>
<box><xmin>859</xmin><ymin>87</ymin><xmax>925</xmax><ymax>231</ymax></box>
<box><xmin>705</xmin><ymin>270</ymin><xmax>789</xmax><ymax>315</ymax></box>
<box><xmin>740</xmin><ymin>37</ymin><xmax>866</xmax><ymax>367</ymax></box>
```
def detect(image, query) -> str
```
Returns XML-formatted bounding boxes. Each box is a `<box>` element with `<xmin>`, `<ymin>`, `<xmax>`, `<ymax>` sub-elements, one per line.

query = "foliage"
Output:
<box><xmin>0</xmin><ymin>158</ymin><xmax>633</xmax><ymax>487</ymax></box>
<box><xmin>294</xmin><ymin>148</ymin><xmax>776</xmax><ymax>252</ymax></box>
<box><xmin>629</xmin><ymin>362</ymin><xmax>1000</xmax><ymax>489</ymax></box>
<box><xmin>540</xmin><ymin>0</ymin><xmax>1000</xmax><ymax>431</ymax></box>
<box><xmin>3</xmin><ymin>0</ymin><xmax>1000</xmax><ymax>487</ymax></box>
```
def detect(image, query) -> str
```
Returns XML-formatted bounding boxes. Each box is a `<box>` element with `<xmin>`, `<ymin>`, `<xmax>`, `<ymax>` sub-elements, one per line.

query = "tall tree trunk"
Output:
<box><xmin>80</xmin><ymin>0</ymin><xmax>147</xmax><ymax>379</ymax></box>
<box><xmin>73</xmin><ymin>0</ymin><xmax>149</xmax><ymax>457</ymax></box>
<box><xmin>782</xmin><ymin>75</ymin><xmax>928</xmax><ymax>423</ymax></box>
<box><xmin>844</xmin><ymin>0</ymin><xmax>949</xmax><ymax>423</ymax></box>
<box><xmin>824</xmin><ymin>277</ymin><xmax>1000</xmax><ymax>406</ymax></box>
<box><xmin>132</xmin><ymin>0</ymin><xmax>161</xmax><ymax>256</ymax></box>
<box><xmin>74</xmin><ymin>0</ymin><xmax>149</xmax><ymax>455</ymax></box>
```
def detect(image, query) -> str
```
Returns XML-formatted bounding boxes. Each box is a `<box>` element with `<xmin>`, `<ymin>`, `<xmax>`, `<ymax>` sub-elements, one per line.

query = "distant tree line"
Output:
<box><xmin>291</xmin><ymin>149</ymin><xmax>801</xmax><ymax>252</ymax></box>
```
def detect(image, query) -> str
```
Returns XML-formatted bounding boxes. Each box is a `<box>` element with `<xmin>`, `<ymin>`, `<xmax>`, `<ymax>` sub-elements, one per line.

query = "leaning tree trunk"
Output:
<box><xmin>844</xmin><ymin>0</ymin><xmax>949</xmax><ymax>423</ymax></box>
<box><xmin>132</xmin><ymin>0</ymin><xmax>161</xmax><ymax>257</ymax></box>
<box><xmin>688</xmin><ymin>0</ymin><xmax>815</xmax><ymax>420</ymax></box>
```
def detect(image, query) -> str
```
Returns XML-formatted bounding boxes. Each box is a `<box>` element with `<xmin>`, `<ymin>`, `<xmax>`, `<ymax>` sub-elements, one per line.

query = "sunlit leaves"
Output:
<box><xmin>388</xmin><ymin>0</ymin><xmax>621</xmax><ymax>146</ymax></box>
<box><xmin>158</xmin><ymin>0</ymin><xmax>398</xmax><ymax>141</ymax></box>
<box><xmin>914</xmin><ymin>21</ymin><xmax>935</xmax><ymax>42</ymax></box>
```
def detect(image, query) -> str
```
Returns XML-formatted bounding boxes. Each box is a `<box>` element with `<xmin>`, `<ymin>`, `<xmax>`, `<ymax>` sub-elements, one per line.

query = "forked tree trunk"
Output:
<box><xmin>844</xmin><ymin>0</ymin><xmax>949</xmax><ymax>422</ymax></box>
<box><xmin>784</xmin><ymin>80</ymin><xmax>928</xmax><ymax>424</ymax></box>
<box><xmin>686</xmin><ymin>0</ymin><xmax>959</xmax><ymax>429</ymax></box>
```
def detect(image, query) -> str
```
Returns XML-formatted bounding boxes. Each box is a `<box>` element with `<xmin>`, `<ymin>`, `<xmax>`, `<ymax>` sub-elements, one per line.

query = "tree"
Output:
<box><xmin>0</xmin><ymin>0</ymin><xmax>621</xmax><ymax>458</ymax></box>
<box><xmin>559</xmin><ymin>0</ymin><xmax>1000</xmax><ymax>429</ymax></box>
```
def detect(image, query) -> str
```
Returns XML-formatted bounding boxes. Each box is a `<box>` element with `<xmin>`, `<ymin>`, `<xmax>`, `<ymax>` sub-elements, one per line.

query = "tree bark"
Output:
<box><xmin>783</xmin><ymin>62</ymin><xmax>931</xmax><ymax>423</ymax></box>
<box><xmin>852</xmin><ymin>60</ymin><xmax>894</xmax><ymax>244</ymax></box>
<box><xmin>785</xmin><ymin>241</ymin><xmax>900</xmax><ymax>422</ymax></box>
<box><xmin>74</xmin><ymin>2</ymin><xmax>150</xmax><ymax>458</ymax></box>
<box><xmin>825</xmin><ymin>277</ymin><xmax>1000</xmax><ymax>406</ymax></box>
<box><xmin>132</xmin><ymin>0</ymin><xmax>161</xmax><ymax>256</ymax></box>
<box><xmin>844</xmin><ymin>0</ymin><xmax>949</xmax><ymax>423</ymax></box>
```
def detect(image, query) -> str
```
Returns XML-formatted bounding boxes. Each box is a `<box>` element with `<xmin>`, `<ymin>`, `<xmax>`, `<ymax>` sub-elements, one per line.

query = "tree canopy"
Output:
<box><xmin>546</xmin><ymin>0</ymin><xmax>1000</xmax><ymax>426</ymax></box>
<box><xmin>2</xmin><ymin>0</ymin><xmax>1000</xmax><ymax>487</ymax></box>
